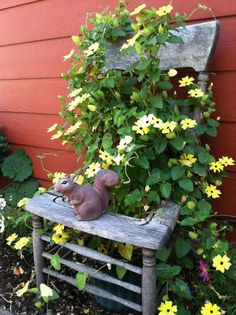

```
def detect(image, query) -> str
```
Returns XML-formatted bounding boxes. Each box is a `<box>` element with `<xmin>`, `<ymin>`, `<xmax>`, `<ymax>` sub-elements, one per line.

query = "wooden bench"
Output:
<box><xmin>26</xmin><ymin>20</ymin><xmax>220</xmax><ymax>315</ymax></box>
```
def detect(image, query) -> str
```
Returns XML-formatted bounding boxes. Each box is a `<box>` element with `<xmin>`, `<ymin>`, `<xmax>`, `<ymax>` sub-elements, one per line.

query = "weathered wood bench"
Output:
<box><xmin>26</xmin><ymin>20</ymin><xmax>220</xmax><ymax>315</ymax></box>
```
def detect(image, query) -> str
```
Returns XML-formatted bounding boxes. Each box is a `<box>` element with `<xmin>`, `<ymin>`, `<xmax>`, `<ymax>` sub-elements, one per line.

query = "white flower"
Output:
<box><xmin>63</xmin><ymin>49</ymin><xmax>75</xmax><ymax>61</ymax></box>
<box><xmin>117</xmin><ymin>136</ymin><xmax>133</xmax><ymax>151</ymax></box>
<box><xmin>40</xmin><ymin>283</ymin><xmax>53</xmax><ymax>298</ymax></box>
<box><xmin>0</xmin><ymin>197</ymin><xmax>6</xmax><ymax>210</ymax></box>
<box><xmin>69</xmin><ymin>88</ymin><xmax>82</xmax><ymax>98</ymax></box>
<box><xmin>0</xmin><ymin>215</ymin><xmax>5</xmax><ymax>233</ymax></box>
<box><xmin>168</xmin><ymin>69</ymin><xmax>178</xmax><ymax>77</ymax></box>
<box><xmin>113</xmin><ymin>154</ymin><xmax>125</xmax><ymax>165</ymax></box>
<box><xmin>84</xmin><ymin>42</ymin><xmax>99</xmax><ymax>57</ymax></box>
<box><xmin>16</xmin><ymin>281</ymin><xmax>30</xmax><ymax>297</ymax></box>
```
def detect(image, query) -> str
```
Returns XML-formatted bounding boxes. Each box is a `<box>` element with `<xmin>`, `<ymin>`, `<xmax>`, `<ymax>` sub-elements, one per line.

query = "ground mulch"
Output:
<box><xmin>0</xmin><ymin>242</ymin><xmax>137</xmax><ymax>315</ymax></box>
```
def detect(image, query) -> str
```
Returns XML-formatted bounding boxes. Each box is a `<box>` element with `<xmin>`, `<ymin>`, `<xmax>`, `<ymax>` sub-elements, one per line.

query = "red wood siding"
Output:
<box><xmin>0</xmin><ymin>0</ymin><xmax>235</xmax><ymax>217</ymax></box>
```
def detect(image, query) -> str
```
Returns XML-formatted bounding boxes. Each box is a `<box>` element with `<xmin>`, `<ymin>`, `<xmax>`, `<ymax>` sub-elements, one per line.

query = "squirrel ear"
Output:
<box><xmin>72</xmin><ymin>176</ymin><xmax>78</xmax><ymax>183</ymax></box>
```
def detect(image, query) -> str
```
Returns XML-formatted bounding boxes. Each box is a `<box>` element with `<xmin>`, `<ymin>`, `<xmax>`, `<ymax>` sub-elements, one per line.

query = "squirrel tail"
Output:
<box><xmin>94</xmin><ymin>169</ymin><xmax>120</xmax><ymax>209</ymax></box>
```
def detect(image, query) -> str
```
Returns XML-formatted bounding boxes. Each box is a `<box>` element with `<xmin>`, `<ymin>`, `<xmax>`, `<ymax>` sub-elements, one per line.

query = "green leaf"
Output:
<box><xmin>147</xmin><ymin>191</ymin><xmax>160</xmax><ymax>203</ymax></box>
<box><xmin>170</xmin><ymin>136</ymin><xmax>184</xmax><ymax>150</ymax></box>
<box><xmin>111</xmin><ymin>28</ymin><xmax>126</xmax><ymax>37</ymax></box>
<box><xmin>175</xmin><ymin>238</ymin><xmax>192</xmax><ymax>258</ymax></box>
<box><xmin>167</xmin><ymin>35</ymin><xmax>184</xmax><ymax>44</ymax></box>
<box><xmin>150</xmin><ymin>95</ymin><xmax>163</xmax><ymax>109</ymax></box>
<box><xmin>170</xmin><ymin>279</ymin><xmax>192</xmax><ymax>299</ymax></box>
<box><xmin>147</xmin><ymin>170</ymin><xmax>161</xmax><ymax>185</ymax></box>
<box><xmin>198</xmin><ymin>152</ymin><xmax>211</xmax><ymax>164</ymax></box>
<box><xmin>171</xmin><ymin>166</ymin><xmax>185</xmax><ymax>181</ymax></box>
<box><xmin>178</xmin><ymin>179</ymin><xmax>194</xmax><ymax>192</ymax></box>
<box><xmin>180</xmin><ymin>206</ymin><xmax>193</xmax><ymax>216</ymax></box>
<box><xmin>149</xmin><ymin>71</ymin><xmax>161</xmax><ymax>81</ymax></box>
<box><xmin>116</xmin><ymin>266</ymin><xmax>127</xmax><ymax>280</ymax></box>
<box><xmin>157</xmin><ymin>81</ymin><xmax>173</xmax><ymax>90</ymax></box>
<box><xmin>135</xmin><ymin>156</ymin><xmax>150</xmax><ymax>169</ymax></box>
<box><xmin>76</xmin><ymin>272</ymin><xmax>88</xmax><ymax>290</ymax></box>
<box><xmin>128</xmin><ymin>189</ymin><xmax>142</xmax><ymax>206</ymax></box>
<box><xmin>156</xmin><ymin>247</ymin><xmax>169</xmax><ymax>262</ymax></box>
<box><xmin>207</xmin><ymin>118</ymin><xmax>219</xmax><ymax>127</ymax></box>
<box><xmin>102</xmin><ymin>134</ymin><xmax>113</xmax><ymax>151</ymax></box>
<box><xmin>156</xmin><ymin>263</ymin><xmax>181</xmax><ymax>280</ymax></box>
<box><xmin>49</xmin><ymin>290</ymin><xmax>59</xmax><ymax>301</ymax></box>
<box><xmin>207</xmin><ymin>127</ymin><xmax>217</xmax><ymax>137</ymax></box>
<box><xmin>198</xmin><ymin>199</ymin><xmax>212</xmax><ymax>212</ymax></box>
<box><xmin>154</xmin><ymin>137</ymin><xmax>167</xmax><ymax>154</ymax></box>
<box><xmin>50</xmin><ymin>253</ymin><xmax>61</xmax><ymax>271</ymax></box>
<box><xmin>181</xmin><ymin>217</ymin><xmax>198</xmax><ymax>226</ymax></box>
<box><xmin>195</xmin><ymin>124</ymin><xmax>207</xmax><ymax>135</ymax></box>
<box><xmin>160</xmin><ymin>182</ymin><xmax>172</xmax><ymax>198</ymax></box>
<box><xmin>1</xmin><ymin>148</ymin><xmax>32</xmax><ymax>182</ymax></box>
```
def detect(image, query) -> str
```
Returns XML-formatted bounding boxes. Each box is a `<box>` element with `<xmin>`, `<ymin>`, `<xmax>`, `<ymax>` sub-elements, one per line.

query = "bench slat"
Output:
<box><xmin>26</xmin><ymin>193</ymin><xmax>179</xmax><ymax>250</ymax></box>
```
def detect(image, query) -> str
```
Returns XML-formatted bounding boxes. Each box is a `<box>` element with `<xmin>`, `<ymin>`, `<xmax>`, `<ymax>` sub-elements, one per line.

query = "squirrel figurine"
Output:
<box><xmin>54</xmin><ymin>169</ymin><xmax>120</xmax><ymax>221</ymax></box>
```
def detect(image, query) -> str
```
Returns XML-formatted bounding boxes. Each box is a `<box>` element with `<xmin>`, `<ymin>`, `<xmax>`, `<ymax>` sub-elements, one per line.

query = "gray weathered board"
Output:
<box><xmin>105</xmin><ymin>20</ymin><xmax>220</xmax><ymax>72</ymax></box>
<box><xmin>26</xmin><ymin>193</ymin><xmax>179</xmax><ymax>250</ymax></box>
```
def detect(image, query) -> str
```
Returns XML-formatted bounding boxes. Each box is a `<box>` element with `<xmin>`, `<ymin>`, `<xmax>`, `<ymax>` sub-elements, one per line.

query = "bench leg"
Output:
<box><xmin>142</xmin><ymin>248</ymin><xmax>157</xmax><ymax>315</ymax></box>
<box><xmin>32</xmin><ymin>214</ymin><xmax>44</xmax><ymax>287</ymax></box>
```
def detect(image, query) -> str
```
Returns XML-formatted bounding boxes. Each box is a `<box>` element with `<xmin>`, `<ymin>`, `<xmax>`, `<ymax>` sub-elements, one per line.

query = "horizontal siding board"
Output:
<box><xmin>11</xmin><ymin>144</ymin><xmax>81</xmax><ymax>181</ymax></box>
<box><xmin>0</xmin><ymin>78</ymin><xmax>67</xmax><ymax>114</ymax></box>
<box><xmin>0</xmin><ymin>0</ymin><xmax>236</xmax><ymax>46</ymax></box>
<box><xmin>212</xmin><ymin>71</ymin><xmax>236</xmax><ymax>122</ymax></box>
<box><xmin>212</xmin><ymin>173</ymin><xmax>236</xmax><ymax>216</ymax></box>
<box><xmin>206</xmin><ymin>122</ymin><xmax>236</xmax><ymax>172</ymax></box>
<box><xmin>0</xmin><ymin>0</ymin><xmax>40</xmax><ymax>10</ymax></box>
<box><xmin>0</xmin><ymin>112</ymin><xmax>70</xmax><ymax>150</ymax></box>
<box><xmin>0</xmin><ymin>17</ymin><xmax>235</xmax><ymax>80</ymax></box>
<box><xmin>0</xmin><ymin>37</ymin><xmax>72</xmax><ymax>79</ymax></box>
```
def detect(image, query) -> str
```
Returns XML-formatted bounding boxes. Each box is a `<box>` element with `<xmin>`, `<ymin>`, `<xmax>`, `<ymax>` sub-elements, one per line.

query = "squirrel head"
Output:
<box><xmin>54</xmin><ymin>177</ymin><xmax>76</xmax><ymax>193</ymax></box>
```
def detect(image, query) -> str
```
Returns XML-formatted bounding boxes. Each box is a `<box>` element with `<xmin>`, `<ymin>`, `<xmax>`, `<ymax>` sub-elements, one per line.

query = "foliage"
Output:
<box><xmin>46</xmin><ymin>1</ymin><xmax>236</xmax><ymax>314</ymax></box>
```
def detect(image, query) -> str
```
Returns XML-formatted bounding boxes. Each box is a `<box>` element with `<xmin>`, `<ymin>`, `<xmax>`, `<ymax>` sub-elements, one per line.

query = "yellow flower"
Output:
<box><xmin>68</xmin><ymin>93</ymin><xmax>90</xmax><ymax>111</ymax></box>
<box><xmin>102</xmin><ymin>161</ymin><xmax>112</xmax><ymax>169</ymax></box>
<box><xmin>69</xmin><ymin>88</ymin><xmax>82</xmax><ymax>98</ymax></box>
<box><xmin>16</xmin><ymin>281</ymin><xmax>30</xmax><ymax>297</ymax></box>
<box><xmin>205</xmin><ymin>184</ymin><xmax>221</xmax><ymax>199</ymax></box>
<box><xmin>51</xmin><ymin>130</ymin><xmax>63</xmax><ymax>140</ymax></box>
<box><xmin>212</xmin><ymin>254</ymin><xmax>232</xmax><ymax>273</ymax></box>
<box><xmin>17</xmin><ymin>198</ymin><xmax>30</xmax><ymax>207</ymax></box>
<box><xmin>52</xmin><ymin>172</ymin><xmax>67</xmax><ymax>184</ymax></box>
<box><xmin>136</xmin><ymin>114</ymin><xmax>155</xmax><ymax>128</ymax></box>
<box><xmin>6</xmin><ymin>233</ymin><xmax>18</xmax><ymax>246</ymax></box>
<box><xmin>40</xmin><ymin>283</ymin><xmax>53</xmax><ymax>298</ymax></box>
<box><xmin>121</xmin><ymin>31</ymin><xmax>142</xmax><ymax>50</ymax></box>
<box><xmin>179</xmin><ymin>154</ymin><xmax>197</xmax><ymax>167</ymax></box>
<box><xmin>144</xmin><ymin>205</ymin><xmax>150</xmax><ymax>212</ymax></box>
<box><xmin>98</xmin><ymin>243</ymin><xmax>108</xmax><ymax>254</ymax></box>
<box><xmin>47</xmin><ymin>123</ymin><xmax>58</xmax><ymax>133</ymax></box>
<box><xmin>200</xmin><ymin>302</ymin><xmax>221</xmax><ymax>315</ymax></box>
<box><xmin>179</xmin><ymin>76</ymin><xmax>195</xmax><ymax>87</ymax></box>
<box><xmin>14</xmin><ymin>237</ymin><xmax>31</xmax><ymax>250</ymax></box>
<box><xmin>130</xmin><ymin>4</ymin><xmax>146</xmax><ymax>16</ymax></box>
<box><xmin>99</xmin><ymin>151</ymin><xmax>114</xmax><ymax>164</ymax></box>
<box><xmin>53</xmin><ymin>224</ymin><xmax>64</xmax><ymax>235</ymax></box>
<box><xmin>85</xmin><ymin>162</ymin><xmax>101</xmax><ymax>178</ymax></box>
<box><xmin>38</xmin><ymin>187</ymin><xmax>46</xmax><ymax>193</ymax></box>
<box><xmin>52</xmin><ymin>232</ymin><xmax>69</xmax><ymax>244</ymax></box>
<box><xmin>152</xmin><ymin>117</ymin><xmax>164</xmax><ymax>128</ymax></box>
<box><xmin>158</xmin><ymin>121</ymin><xmax>177</xmax><ymax>134</ymax></box>
<box><xmin>209</xmin><ymin>161</ymin><xmax>224</xmax><ymax>173</ymax></box>
<box><xmin>180</xmin><ymin>118</ymin><xmax>197</xmax><ymax>130</ymax></box>
<box><xmin>75</xmin><ymin>175</ymin><xmax>84</xmax><ymax>185</ymax></box>
<box><xmin>168</xmin><ymin>69</ymin><xmax>178</xmax><ymax>77</ymax></box>
<box><xmin>132</xmin><ymin>124</ymin><xmax>150</xmax><ymax>135</ymax></box>
<box><xmin>63</xmin><ymin>49</ymin><xmax>75</xmax><ymax>61</ymax></box>
<box><xmin>218</xmin><ymin>156</ymin><xmax>235</xmax><ymax>167</ymax></box>
<box><xmin>84</xmin><ymin>42</ymin><xmax>99</xmax><ymax>57</ymax></box>
<box><xmin>77</xmin><ymin>238</ymin><xmax>84</xmax><ymax>246</ymax></box>
<box><xmin>188</xmin><ymin>88</ymin><xmax>204</xmax><ymax>98</ymax></box>
<box><xmin>88</xmin><ymin>105</ymin><xmax>97</xmax><ymax>111</ymax></box>
<box><xmin>65</xmin><ymin>121</ymin><xmax>82</xmax><ymax>135</ymax></box>
<box><xmin>117</xmin><ymin>136</ymin><xmax>133</xmax><ymax>151</ymax></box>
<box><xmin>158</xmin><ymin>300</ymin><xmax>177</xmax><ymax>315</ymax></box>
<box><xmin>145</xmin><ymin>185</ymin><xmax>151</xmax><ymax>193</ymax></box>
<box><xmin>156</xmin><ymin>4</ymin><xmax>173</xmax><ymax>16</ymax></box>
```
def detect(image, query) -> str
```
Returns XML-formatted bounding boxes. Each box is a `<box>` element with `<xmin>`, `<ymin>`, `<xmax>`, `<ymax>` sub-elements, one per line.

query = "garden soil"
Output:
<box><xmin>0</xmin><ymin>242</ymin><xmax>138</xmax><ymax>315</ymax></box>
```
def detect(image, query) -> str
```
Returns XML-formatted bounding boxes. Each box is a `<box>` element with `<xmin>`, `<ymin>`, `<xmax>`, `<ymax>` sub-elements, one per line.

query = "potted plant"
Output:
<box><xmin>47</xmin><ymin>1</ymin><xmax>236</xmax><ymax>314</ymax></box>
